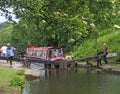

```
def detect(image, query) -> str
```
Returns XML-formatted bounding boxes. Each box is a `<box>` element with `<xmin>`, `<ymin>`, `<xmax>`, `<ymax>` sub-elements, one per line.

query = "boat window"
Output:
<box><xmin>51</xmin><ymin>50</ymin><xmax>56</xmax><ymax>58</ymax></box>
<box><xmin>49</xmin><ymin>49</ymin><xmax>63</xmax><ymax>57</ymax></box>
<box><xmin>42</xmin><ymin>50</ymin><xmax>47</xmax><ymax>57</ymax></box>
<box><xmin>55</xmin><ymin>49</ymin><xmax>62</xmax><ymax>57</ymax></box>
<box><xmin>35</xmin><ymin>50</ymin><xmax>43</xmax><ymax>57</ymax></box>
<box><xmin>58</xmin><ymin>49</ymin><xmax>63</xmax><ymax>56</ymax></box>
<box><xmin>36</xmin><ymin>50</ymin><xmax>41</xmax><ymax>56</ymax></box>
<box><xmin>27</xmin><ymin>49</ymin><xmax>33</xmax><ymax>56</ymax></box>
<box><xmin>39</xmin><ymin>50</ymin><xmax>43</xmax><ymax>57</ymax></box>
<box><xmin>32</xmin><ymin>50</ymin><xmax>37</xmax><ymax>56</ymax></box>
<box><xmin>48</xmin><ymin>50</ymin><xmax>52</xmax><ymax>58</ymax></box>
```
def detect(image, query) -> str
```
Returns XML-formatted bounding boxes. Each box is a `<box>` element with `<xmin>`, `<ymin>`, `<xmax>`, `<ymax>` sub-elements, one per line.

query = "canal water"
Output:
<box><xmin>23</xmin><ymin>65</ymin><xmax>120</xmax><ymax>94</ymax></box>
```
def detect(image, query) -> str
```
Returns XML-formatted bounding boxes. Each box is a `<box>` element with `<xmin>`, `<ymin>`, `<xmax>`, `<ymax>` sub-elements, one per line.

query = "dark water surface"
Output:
<box><xmin>23</xmin><ymin>68</ymin><xmax>120</xmax><ymax>94</ymax></box>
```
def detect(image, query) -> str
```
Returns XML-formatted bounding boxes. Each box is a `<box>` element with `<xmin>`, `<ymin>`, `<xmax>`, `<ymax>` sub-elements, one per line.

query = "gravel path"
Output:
<box><xmin>0</xmin><ymin>60</ymin><xmax>24</xmax><ymax>69</ymax></box>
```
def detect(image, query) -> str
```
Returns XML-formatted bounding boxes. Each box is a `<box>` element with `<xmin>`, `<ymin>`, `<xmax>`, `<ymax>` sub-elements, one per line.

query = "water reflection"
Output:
<box><xmin>23</xmin><ymin>68</ymin><xmax>120</xmax><ymax>94</ymax></box>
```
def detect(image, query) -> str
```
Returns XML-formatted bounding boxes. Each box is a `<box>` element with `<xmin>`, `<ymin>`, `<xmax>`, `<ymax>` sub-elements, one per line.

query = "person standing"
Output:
<box><xmin>103</xmin><ymin>43</ymin><xmax>108</xmax><ymax>64</ymax></box>
<box><xmin>1</xmin><ymin>44</ymin><xmax>7</xmax><ymax>57</ymax></box>
<box><xmin>96</xmin><ymin>51</ymin><xmax>103</xmax><ymax>67</ymax></box>
<box><xmin>6</xmin><ymin>43</ymin><xmax>16</xmax><ymax>66</ymax></box>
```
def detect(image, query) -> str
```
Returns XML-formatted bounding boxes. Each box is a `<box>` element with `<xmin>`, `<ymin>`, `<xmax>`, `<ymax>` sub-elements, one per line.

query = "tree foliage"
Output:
<box><xmin>0</xmin><ymin>0</ymin><xmax>119</xmax><ymax>53</ymax></box>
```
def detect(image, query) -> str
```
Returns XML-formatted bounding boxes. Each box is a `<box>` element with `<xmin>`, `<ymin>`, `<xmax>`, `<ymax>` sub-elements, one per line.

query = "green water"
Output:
<box><xmin>23</xmin><ymin>68</ymin><xmax>120</xmax><ymax>94</ymax></box>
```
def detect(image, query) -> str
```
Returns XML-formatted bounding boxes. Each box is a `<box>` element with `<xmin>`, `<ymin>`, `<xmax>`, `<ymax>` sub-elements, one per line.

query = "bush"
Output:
<box><xmin>9</xmin><ymin>76</ymin><xmax>25</xmax><ymax>94</ymax></box>
<box><xmin>16</xmin><ymin>70</ymin><xmax>25</xmax><ymax>75</ymax></box>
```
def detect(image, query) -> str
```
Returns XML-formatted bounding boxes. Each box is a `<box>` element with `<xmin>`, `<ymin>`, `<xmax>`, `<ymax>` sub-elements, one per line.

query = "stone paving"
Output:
<box><xmin>0</xmin><ymin>60</ymin><xmax>23</xmax><ymax>69</ymax></box>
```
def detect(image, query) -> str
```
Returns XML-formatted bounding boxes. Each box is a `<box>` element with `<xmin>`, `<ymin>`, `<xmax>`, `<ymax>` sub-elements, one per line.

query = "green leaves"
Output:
<box><xmin>0</xmin><ymin>0</ymin><xmax>119</xmax><ymax>53</ymax></box>
<box><xmin>9</xmin><ymin>69</ymin><xmax>25</xmax><ymax>94</ymax></box>
<box><xmin>9</xmin><ymin>76</ymin><xmax>25</xmax><ymax>87</ymax></box>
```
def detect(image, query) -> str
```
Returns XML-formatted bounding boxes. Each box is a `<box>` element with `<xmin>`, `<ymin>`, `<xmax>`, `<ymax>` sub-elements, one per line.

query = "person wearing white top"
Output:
<box><xmin>1</xmin><ymin>45</ymin><xmax>7</xmax><ymax>57</ymax></box>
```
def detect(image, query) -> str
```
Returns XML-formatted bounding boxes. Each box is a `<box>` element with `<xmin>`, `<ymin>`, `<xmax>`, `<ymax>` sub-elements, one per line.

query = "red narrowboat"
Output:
<box><xmin>26</xmin><ymin>46</ymin><xmax>65</xmax><ymax>62</ymax></box>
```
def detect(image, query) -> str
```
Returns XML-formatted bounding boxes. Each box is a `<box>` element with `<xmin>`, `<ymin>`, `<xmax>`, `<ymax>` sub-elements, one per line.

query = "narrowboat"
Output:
<box><xmin>26</xmin><ymin>46</ymin><xmax>65</xmax><ymax>62</ymax></box>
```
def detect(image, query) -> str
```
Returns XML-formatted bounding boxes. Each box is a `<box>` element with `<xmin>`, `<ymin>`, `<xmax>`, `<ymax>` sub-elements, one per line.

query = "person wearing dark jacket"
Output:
<box><xmin>96</xmin><ymin>51</ymin><xmax>103</xmax><ymax>67</ymax></box>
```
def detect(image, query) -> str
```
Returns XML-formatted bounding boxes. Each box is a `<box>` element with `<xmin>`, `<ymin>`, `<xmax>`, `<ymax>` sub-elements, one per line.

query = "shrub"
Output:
<box><xmin>16</xmin><ymin>70</ymin><xmax>25</xmax><ymax>75</ymax></box>
<box><xmin>9</xmin><ymin>76</ymin><xmax>25</xmax><ymax>94</ymax></box>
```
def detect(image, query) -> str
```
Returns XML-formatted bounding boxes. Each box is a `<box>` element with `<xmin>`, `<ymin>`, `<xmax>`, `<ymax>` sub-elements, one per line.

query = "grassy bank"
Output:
<box><xmin>0</xmin><ymin>66</ymin><xmax>24</xmax><ymax>94</ymax></box>
<box><xmin>68</xmin><ymin>29</ymin><xmax>120</xmax><ymax>59</ymax></box>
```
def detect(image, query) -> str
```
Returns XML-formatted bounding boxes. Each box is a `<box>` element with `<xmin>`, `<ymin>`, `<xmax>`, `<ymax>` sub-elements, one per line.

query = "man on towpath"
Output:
<box><xmin>103</xmin><ymin>43</ymin><xmax>108</xmax><ymax>64</ymax></box>
<box><xmin>6</xmin><ymin>43</ymin><xmax>16</xmax><ymax>66</ymax></box>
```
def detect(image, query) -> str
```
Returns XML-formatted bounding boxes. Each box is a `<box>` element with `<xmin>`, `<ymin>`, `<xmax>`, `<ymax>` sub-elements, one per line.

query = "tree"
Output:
<box><xmin>0</xmin><ymin>0</ymin><xmax>119</xmax><ymax>53</ymax></box>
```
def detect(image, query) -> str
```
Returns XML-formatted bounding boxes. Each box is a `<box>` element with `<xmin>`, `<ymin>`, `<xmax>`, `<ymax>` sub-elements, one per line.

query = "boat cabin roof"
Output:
<box><xmin>27</xmin><ymin>46</ymin><xmax>62</xmax><ymax>50</ymax></box>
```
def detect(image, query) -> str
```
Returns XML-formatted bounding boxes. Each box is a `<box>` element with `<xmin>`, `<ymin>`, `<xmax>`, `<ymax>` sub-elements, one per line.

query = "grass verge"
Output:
<box><xmin>0</xmin><ymin>66</ymin><xmax>24</xmax><ymax>94</ymax></box>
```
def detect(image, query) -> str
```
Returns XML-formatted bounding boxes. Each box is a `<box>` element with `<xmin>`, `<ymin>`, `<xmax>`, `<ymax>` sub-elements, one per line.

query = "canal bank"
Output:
<box><xmin>1</xmin><ymin>60</ymin><xmax>120</xmax><ymax>94</ymax></box>
<box><xmin>0</xmin><ymin>60</ymin><xmax>25</xmax><ymax>94</ymax></box>
<box><xmin>77</xmin><ymin>61</ymin><xmax>120</xmax><ymax>75</ymax></box>
<box><xmin>0</xmin><ymin>60</ymin><xmax>40</xmax><ymax>79</ymax></box>
<box><xmin>1</xmin><ymin>60</ymin><xmax>120</xmax><ymax>78</ymax></box>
